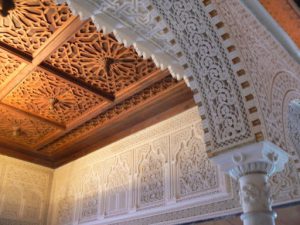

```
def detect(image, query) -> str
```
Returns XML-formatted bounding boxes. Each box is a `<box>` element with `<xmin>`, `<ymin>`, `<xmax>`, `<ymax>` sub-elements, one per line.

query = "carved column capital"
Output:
<box><xmin>211</xmin><ymin>141</ymin><xmax>289</xmax><ymax>225</ymax></box>
<box><xmin>211</xmin><ymin>141</ymin><xmax>289</xmax><ymax>180</ymax></box>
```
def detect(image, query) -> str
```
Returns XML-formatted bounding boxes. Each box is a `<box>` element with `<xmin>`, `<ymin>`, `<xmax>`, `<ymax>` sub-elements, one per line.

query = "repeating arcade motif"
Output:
<box><xmin>0</xmin><ymin>0</ymin><xmax>72</xmax><ymax>55</ymax></box>
<box><xmin>46</xmin><ymin>20</ymin><xmax>158</xmax><ymax>95</ymax></box>
<box><xmin>3</xmin><ymin>69</ymin><xmax>104</xmax><ymax>125</ymax></box>
<box><xmin>50</xmin><ymin>114</ymin><xmax>229</xmax><ymax>224</ymax></box>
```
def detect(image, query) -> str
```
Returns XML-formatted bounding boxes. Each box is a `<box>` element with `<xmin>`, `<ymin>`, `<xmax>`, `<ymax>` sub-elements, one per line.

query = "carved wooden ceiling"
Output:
<box><xmin>0</xmin><ymin>0</ymin><xmax>194</xmax><ymax>168</ymax></box>
<box><xmin>260</xmin><ymin>0</ymin><xmax>300</xmax><ymax>48</ymax></box>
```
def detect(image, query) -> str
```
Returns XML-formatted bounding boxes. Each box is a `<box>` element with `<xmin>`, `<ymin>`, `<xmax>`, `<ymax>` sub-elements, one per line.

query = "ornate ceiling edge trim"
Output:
<box><xmin>241</xmin><ymin>0</ymin><xmax>300</xmax><ymax>64</ymax></box>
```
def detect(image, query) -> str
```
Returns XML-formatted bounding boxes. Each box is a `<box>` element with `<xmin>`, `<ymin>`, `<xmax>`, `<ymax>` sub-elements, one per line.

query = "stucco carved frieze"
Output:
<box><xmin>49</xmin><ymin>107</ymin><xmax>235</xmax><ymax>225</ymax></box>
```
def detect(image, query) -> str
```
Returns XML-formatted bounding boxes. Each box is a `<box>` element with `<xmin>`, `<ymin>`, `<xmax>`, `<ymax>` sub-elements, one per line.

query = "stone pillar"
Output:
<box><xmin>211</xmin><ymin>141</ymin><xmax>289</xmax><ymax>225</ymax></box>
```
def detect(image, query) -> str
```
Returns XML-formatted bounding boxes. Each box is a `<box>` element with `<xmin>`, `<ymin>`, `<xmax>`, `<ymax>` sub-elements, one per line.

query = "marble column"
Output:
<box><xmin>211</xmin><ymin>141</ymin><xmax>289</xmax><ymax>225</ymax></box>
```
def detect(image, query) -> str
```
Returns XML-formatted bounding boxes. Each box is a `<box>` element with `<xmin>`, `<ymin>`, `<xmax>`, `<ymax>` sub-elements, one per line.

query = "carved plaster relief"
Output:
<box><xmin>0</xmin><ymin>155</ymin><xmax>53</xmax><ymax>225</ymax></box>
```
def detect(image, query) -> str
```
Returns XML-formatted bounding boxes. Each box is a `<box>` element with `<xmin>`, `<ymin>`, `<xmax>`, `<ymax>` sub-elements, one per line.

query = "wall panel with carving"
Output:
<box><xmin>214</xmin><ymin>0</ymin><xmax>300</xmax><ymax>200</ymax></box>
<box><xmin>0</xmin><ymin>155</ymin><xmax>53</xmax><ymax>225</ymax></box>
<box><xmin>47</xmin><ymin>106</ymin><xmax>300</xmax><ymax>225</ymax></box>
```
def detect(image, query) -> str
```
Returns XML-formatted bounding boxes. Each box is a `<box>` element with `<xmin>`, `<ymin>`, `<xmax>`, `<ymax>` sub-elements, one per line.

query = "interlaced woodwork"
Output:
<box><xmin>2</xmin><ymin>69</ymin><xmax>104</xmax><ymax>125</ymax></box>
<box><xmin>0</xmin><ymin>104</ymin><xmax>59</xmax><ymax>149</ymax></box>
<box><xmin>0</xmin><ymin>1</ymin><xmax>192</xmax><ymax>167</ymax></box>
<box><xmin>46</xmin><ymin>21</ymin><xmax>158</xmax><ymax>95</ymax></box>
<box><xmin>0</xmin><ymin>50</ymin><xmax>21</xmax><ymax>87</ymax></box>
<box><xmin>0</xmin><ymin>0</ymin><xmax>72</xmax><ymax>55</ymax></box>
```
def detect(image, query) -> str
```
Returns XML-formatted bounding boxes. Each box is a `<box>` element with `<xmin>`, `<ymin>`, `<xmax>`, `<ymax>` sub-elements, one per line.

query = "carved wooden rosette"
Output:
<box><xmin>0</xmin><ymin>0</ymin><xmax>189</xmax><ymax>167</ymax></box>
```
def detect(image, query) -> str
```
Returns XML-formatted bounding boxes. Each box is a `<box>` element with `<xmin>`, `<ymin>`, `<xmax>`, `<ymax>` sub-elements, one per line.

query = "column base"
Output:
<box><xmin>240</xmin><ymin>211</ymin><xmax>277</xmax><ymax>225</ymax></box>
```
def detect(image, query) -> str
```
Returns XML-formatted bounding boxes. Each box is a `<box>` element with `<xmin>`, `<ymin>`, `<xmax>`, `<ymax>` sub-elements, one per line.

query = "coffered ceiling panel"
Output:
<box><xmin>2</xmin><ymin>69</ymin><xmax>104</xmax><ymax>126</ymax></box>
<box><xmin>0</xmin><ymin>104</ymin><xmax>60</xmax><ymax>149</ymax></box>
<box><xmin>0</xmin><ymin>0</ymin><xmax>72</xmax><ymax>55</ymax></box>
<box><xmin>46</xmin><ymin>20</ymin><xmax>158</xmax><ymax>96</ymax></box>
<box><xmin>0</xmin><ymin>1</ymin><xmax>194</xmax><ymax>167</ymax></box>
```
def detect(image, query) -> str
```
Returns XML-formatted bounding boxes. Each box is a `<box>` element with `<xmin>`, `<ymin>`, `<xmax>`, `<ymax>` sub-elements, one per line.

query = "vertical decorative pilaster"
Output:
<box><xmin>212</xmin><ymin>141</ymin><xmax>289</xmax><ymax>225</ymax></box>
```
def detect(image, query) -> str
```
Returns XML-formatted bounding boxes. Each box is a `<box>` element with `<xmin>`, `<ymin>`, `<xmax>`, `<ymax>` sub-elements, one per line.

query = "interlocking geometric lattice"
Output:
<box><xmin>2</xmin><ymin>69</ymin><xmax>104</xmax><ymax>125</ymax></box>
<box><xmin>0</xmin><ymin>0</ymin><xmax>72</xmax><ymax>55</ymax></box>
<box><xmin>46</xmin><ymin>21</ymin><xmax>158</xmax><ymax>95</ymax></box>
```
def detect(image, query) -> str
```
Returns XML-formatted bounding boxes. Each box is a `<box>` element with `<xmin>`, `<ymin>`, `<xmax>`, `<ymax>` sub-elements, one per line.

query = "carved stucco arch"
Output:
<box><xmin>54</xmin><ymin>0</ymin><xmax>275</xmax><ymax>155</ymax></box>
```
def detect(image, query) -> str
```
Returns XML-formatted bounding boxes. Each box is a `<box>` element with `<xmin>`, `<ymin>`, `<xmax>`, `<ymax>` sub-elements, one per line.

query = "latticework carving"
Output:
<box><xmin>0</xmin><ymin>105</ymin><xmax>59</xmax><ymax>148</ymax></box>
<box><xmin>46</xmin><ymin>20</ymin><xmax>158</xmax><ymax>95</ymax></box>
<box><xmin>0</xmin><ymin>0</ymin><xmax>72</xmax><ymax>55</ymax></box>
<box><xmin>3</xmin><ymin>69</ymin><xmax>104</xmax><ymax>125</ymax></box>
<box><xmin>40</xmin><ymin>76</ymin><xmax>178</xmax><ymax>154</ymax></box>
<box><xmin>0</xmin><ymin>51</ymin><xmax>22</xmax><ymax>87</ymax></box>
